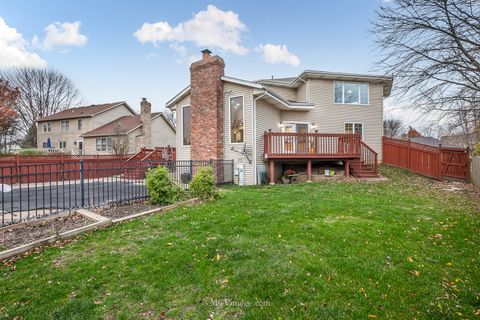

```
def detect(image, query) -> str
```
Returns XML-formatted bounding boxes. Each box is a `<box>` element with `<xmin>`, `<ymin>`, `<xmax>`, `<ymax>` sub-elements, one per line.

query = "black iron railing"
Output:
<box><xmin>0</xmin><ymin>159</ymin><xmax>234</xmax><ymax>227</ymax></box>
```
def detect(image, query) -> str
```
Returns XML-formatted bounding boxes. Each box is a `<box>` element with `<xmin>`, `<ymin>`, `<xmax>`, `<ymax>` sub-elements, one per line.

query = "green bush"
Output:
<box><xmin>474</xmin><ymin>143</ymin><xmax>480</xmax><ymax>156</ymax></box>
<box><xmin>189</xmin><ymin>166</ymin><xmax>219</xmax><ymax>201</ymax></box>
<box><xmin>18</xmin><ymin>149</ymin><xmax>47</xmax><ymax>156</ymax></box>
<box><xmin>146</xmin><ymin>166</ymin><xmax>186</xmax><ymax>205</ymax></box>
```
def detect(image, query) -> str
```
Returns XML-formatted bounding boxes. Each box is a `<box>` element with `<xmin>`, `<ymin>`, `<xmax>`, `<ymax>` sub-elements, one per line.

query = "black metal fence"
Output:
<box><xmin>0</xmin><ymin>159</ymin><xmax>234</xmax><ymax>227</ymax></box>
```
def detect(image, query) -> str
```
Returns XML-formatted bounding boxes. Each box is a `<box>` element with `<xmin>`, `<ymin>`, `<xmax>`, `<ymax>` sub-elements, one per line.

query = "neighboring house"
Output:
<box><xmin>441</xmin><ymin>133</ymin><xmax>478</xmax><ymax>150</ymax></box>
<box><xmin>166</xmin><ymin>49</ymin><xmax>393</xmax><ymax>185</ymax></box>
<box><xmin>36</xmin><ymin>99</ymin><xmax>176</xmax><ymax>155</ymax></box>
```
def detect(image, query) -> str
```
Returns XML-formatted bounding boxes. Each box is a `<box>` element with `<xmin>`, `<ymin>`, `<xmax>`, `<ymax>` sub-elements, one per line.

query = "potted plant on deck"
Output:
<box><xmin>282</xmin><ymin>168</ymin><xmax>296</xmax><ymax>184</ymax></box>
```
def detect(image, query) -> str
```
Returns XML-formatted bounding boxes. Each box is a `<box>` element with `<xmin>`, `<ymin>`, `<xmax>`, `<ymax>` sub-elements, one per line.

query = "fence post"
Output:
<box><xmin>80</xmin><ymin>160</ymin><xmax>85</xmax><ymax>207</ymax></box>
<box><xmin>189</xmin><ymin>160</ymin><xmax>193</xmax><ymax>180</ymax></box>
<box><xmin>407</xmin><ymin>139</ymin><xmax>411</xmax><ymax>170</ymax></box>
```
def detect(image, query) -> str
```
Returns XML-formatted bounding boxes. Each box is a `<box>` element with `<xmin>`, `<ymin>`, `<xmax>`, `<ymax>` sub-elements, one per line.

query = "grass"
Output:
<box><xmin>1</xmin><ymin>166</ymin><xmax>479</xmax><ymax>319</ymax></box>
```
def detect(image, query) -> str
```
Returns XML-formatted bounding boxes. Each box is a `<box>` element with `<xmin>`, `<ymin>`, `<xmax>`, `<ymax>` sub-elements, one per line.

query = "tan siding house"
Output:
<box><xmin>167</xmin><ymin>51</ymin><xmax>393</xmax><ymax>185</ymax></box>
<box><xmin>37</xmin><ymin>100</ymin><xmax>175</xmax><ymax>155</ymax></box>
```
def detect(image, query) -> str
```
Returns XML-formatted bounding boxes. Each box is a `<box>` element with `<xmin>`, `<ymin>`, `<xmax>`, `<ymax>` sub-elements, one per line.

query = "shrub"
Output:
<box><xmin>18</xmin><ymin>149</ymin><xmax>47</xmax><ymax>156</ymax></box>
<box><xmin>474</xmin><ymin>143</ymin><xmax>480</xmax><ymax>156</ymax></box>
<box><xmin>189</xmin><ymin>166</ymin><xmax>219</xmax><ymax>201</ymax></box>
<box><xmin>146</xmin><ymin>166</ymin><xmax>186</xmax><ymax>205</ymax></box>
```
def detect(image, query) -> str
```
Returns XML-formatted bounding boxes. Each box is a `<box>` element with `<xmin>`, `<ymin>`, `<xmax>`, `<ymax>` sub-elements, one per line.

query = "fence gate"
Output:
<box><xmin>382</xmin><ymin>137</ymin><xmax>470</xmax><ymax>181</ymax></box>
<box><xmin>441</xmin><ymin>148</ymin><xmax>470</xmax><ymax>180</ymax></box>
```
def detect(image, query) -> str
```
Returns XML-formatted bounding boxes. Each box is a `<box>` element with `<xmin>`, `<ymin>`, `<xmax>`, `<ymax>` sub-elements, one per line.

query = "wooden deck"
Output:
<box><xmin>263</xmin><ymin>131</ymin><xmax>378</xmax><ymax>183</ymax></box>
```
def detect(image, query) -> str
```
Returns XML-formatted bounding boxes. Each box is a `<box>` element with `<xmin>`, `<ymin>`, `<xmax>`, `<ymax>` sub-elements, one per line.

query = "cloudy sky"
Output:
<box><xmin>0</xmin><ymin>0</ymin><xmax>414</xmax><ymax>121</ymax></box>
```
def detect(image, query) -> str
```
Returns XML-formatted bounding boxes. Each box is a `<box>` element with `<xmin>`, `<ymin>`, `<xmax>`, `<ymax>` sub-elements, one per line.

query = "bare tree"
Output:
<box><xmin>383</xmin><ymin>117</ymin><xmax>404</xmax><ymax>138</ymax></box>
<box><xmin>110</xmin><ymin>123</ymin><xmax>129</xmax><ymax>155</ymax></box>
<box><xmin>0</xmin><ymin>68</ymin><xmax>83</xmax><ymax>147</ymax></box>
<box><xmin>372</xmin><ymin>0</ymin><xmax>480</xmax><ymax>120</ymax></box>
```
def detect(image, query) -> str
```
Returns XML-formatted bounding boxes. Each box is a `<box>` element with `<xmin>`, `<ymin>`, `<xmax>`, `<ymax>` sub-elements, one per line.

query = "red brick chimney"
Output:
<box><xmin>189</xmin><ymin>49</ymin><xmax>225</xmax><ymax>160</ymax></box>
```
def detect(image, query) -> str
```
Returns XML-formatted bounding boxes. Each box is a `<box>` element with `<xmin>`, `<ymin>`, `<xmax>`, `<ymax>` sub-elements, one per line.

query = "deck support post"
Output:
<box><xmin>306</xmin><ymin>160</ymin><xmax>312</xmax><ymax>182</ymax></box>
<box><xmin>345</xmin><ymin>159</ymin><xmax>350</xmax><ymax>178</ymax></box>
<box><xmin>269</xmin><ymin>160</ymin><xmax>275</xmax><ymax>185</ymax></box>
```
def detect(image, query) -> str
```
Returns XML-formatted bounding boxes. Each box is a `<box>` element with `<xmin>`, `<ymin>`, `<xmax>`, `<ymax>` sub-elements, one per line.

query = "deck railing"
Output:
<box><xmin>351</xmin><ymin>141</ymin><xmax>378</xmax><ymax>176</ymax></box>
<box><xmin>263</xmin><ymin>131</ymin><xmax>361</xmax><ymax>159</ymax></box>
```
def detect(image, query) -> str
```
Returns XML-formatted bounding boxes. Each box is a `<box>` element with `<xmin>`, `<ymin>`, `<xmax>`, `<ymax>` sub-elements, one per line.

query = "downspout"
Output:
<box><xmin>252</xmin><ymin>91</ymin><xmax>267</xmax><ymax>185</ymax></box>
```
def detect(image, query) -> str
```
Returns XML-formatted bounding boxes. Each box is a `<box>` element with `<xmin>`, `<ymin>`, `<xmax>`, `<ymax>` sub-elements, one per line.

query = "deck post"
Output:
<box><xmin>307</xmin><ymin>160</ymin><xmax>312</xmax><ymax>182</ymax></box>
<box><xmin>345</xmin><ymin>159</ymin><xmax>350</xmax><ymax>178</ymax></box>
<box><xmin>269</xmin><ymin>160</ymin><xmax>275</xmax><ymax>185</ymax></box>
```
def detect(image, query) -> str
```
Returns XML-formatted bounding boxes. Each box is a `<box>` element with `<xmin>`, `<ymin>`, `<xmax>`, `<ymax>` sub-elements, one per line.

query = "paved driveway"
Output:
<box><xmin>1</xmin><ymin>180</ymin><xmax>147</xmax><ymax>213</ymax></box>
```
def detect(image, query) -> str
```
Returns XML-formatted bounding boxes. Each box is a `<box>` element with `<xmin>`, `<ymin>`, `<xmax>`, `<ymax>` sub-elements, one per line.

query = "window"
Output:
<box><xmin>345</xmin><ymin>122</ymin><xmax>363</xmax><ymax>139</ymax></box>
<box><xmin>78</xmin><ymin>119</ymin><xmax>82</xmax><ymax>130</ymax></box>
<box><xmin>182</xmin><ymin>106</ymin><xmax>190</xmax><ymax>146</ymax></box>
<box><xmin>229</xmin><ymin>96</ymin><xmax>244</xmax><ymax>143</ymax></box>
<box><xmin>334</xmin><ymin>82</ymin><xmax>369</xmax><ymax>105</ymax></box>
<box><xmin>61</xmin><ymin>120</ymin><xmax>69</xmax><ymax>132</ymax></box>
<box><xmin>59</xmin><ymin>141</ymin><xmax>66</xmax><ymax>149</ymax></box>
<box><xmin>43</xmin><ymin>122</ymin><xmax>51</xmax><ymax>132</ymax></box>
<box><xmin>42</xmin><ymin>142</ymin><xmax>48</xmax><ymax>148</ymax></box>
<box><xmin>96</xmin><ymin>137</ymin><xmax>111</xmax><ymax>151</ymax></box>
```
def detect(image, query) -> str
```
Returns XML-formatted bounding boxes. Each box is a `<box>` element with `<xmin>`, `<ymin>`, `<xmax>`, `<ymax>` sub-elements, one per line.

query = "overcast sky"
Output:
<box><xmin>0</xmin><ymin>0</ymin><xmax>429</xmax><ymax>127</ymax></box>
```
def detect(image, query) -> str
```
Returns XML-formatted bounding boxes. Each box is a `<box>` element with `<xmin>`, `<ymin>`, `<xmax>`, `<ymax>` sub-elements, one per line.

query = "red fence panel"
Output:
<box><xmin>382</xmin><ymin>137</ymin><xmax>469</xmax><ymax>181</ymax></box>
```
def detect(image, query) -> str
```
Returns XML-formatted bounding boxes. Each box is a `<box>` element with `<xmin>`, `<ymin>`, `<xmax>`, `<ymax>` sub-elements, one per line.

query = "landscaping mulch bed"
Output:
<box><xmin>0</xmin><ymin>214</ymin><xmax>93</xmax><ymax>251</ymax></box>
<box><xmin>91</xmin><ymin>200</ymin><xmax>163</xmax><ymax>219</ymax></box>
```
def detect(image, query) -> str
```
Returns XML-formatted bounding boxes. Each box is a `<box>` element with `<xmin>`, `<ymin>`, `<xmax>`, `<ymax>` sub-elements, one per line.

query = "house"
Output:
<box><xmin>36</xmin><ymin>99</ymin><xmax>176</xmax><ymax>155</ymax></box>
<box><xmin>166</xmin><ymin>49</ymin><xmax>393</xmax><ymax>185</ymax></box>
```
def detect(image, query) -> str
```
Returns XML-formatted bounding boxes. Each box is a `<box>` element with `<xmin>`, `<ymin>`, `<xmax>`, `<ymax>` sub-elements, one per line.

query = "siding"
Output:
<box><xmin>296</xmin><ymin>82</ymin><xmax>307</xmax><ymax>102</ymax></box>
<box><xmin>223</xmin><ymin>82</ymin><xmax>254</xmax><ymax>185</ymax></box>
<box><xmin>174</xmin><ymin>95</ymin><xmax>191</xmax><ymax>161</ymax></box>
<box><xmin>255</xmin><ymin>99</ymin><xmax>282</xmax><ymax>182</ymax></box>
<box><xmin>263</xmin><ymin>84</ymin><xmax>297</xmax><ymax>101</ymax></box>
<box><xmin>91</xmin><ymin>104</ymin><xmax>134</xmax><ymax>128</ymax></box>
<box><xmin>151</xmin><ymin>115</ymin><xmax>176</xmax><ymax>148</ymax></box>
<box><xmin>278</xmin><ymin>79</ymin><xmax>384</xmax><ymax>161</ymax></box>
<box><xmin>37</xmin><ymin>117</ymin><xmax>93</xmax><ymax>153</ymax></box>
<box><xmin>37</xmin><ymin>103</ymin><xmax>135</xmax><ymax>155</ymax></box>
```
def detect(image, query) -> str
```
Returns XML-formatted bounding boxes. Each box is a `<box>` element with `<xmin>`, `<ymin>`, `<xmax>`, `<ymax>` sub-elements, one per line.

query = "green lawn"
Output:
<box><xmin>1</xmin><ymin>166</ymin><xmax>479</xmax><ymax>319</ymax></box>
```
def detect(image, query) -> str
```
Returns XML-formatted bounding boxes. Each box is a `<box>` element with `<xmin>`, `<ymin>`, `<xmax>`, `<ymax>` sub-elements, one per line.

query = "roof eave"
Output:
<box><xmin>165</xmin><ymin>86</ymin><xmax>190</xmax><ymax>109</ymax></box>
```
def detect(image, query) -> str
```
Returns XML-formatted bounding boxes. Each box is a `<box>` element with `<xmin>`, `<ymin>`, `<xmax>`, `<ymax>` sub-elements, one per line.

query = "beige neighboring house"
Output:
<box><xmin>166</xmin><ymin>49</ymin><xmax>393</xmax><ymax>185</ymax></box>
<box><xmin>36</xmin><ymin>99</ymin><xmax>176</xmax><ymax>155</ymax></box>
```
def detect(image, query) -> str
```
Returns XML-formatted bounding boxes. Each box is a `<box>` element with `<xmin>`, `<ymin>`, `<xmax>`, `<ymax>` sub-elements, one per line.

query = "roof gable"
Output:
<box><xmin>36</xmin><ymin>101</ymin><xmax>135</xmax><ymax>122</ymax></box>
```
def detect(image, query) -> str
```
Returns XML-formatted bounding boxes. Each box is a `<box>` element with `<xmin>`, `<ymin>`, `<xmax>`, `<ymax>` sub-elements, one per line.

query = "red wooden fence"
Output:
<box><xmin>382</xmin><ymin>137</ymin><xmax>470</xmax><ymax>181</ymax></box>
<box><xmin>0</xmin><ymin>147</ymin><xmax>176</xmax><ymax>184</ymax></box>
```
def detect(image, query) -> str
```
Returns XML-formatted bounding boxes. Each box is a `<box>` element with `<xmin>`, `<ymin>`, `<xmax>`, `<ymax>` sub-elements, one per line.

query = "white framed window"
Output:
<box><xmin>334</xmin><ymin>82</ymin><xmax>369</xmax><ymax>105</ymax></box>
<box><xmin>43</xmin><ymin>122</ymin><xmax>51</xmax><ymax>132</ymax></box>
<box><xmin>229</xmin><ymin>96</ymin><xmax>244</xmax><ymax>143</ymax></box>
<box><xmin>59</xmin><ymin>141</ymin><xmax>66</xmax><ymax>149</ymax></box>
<box><xmin>61</xmin><ymin>120</ymin><xmax>69</xmax><ymax>132</ymax></box>
<box><xmin>96</xmin><ymin>137</ymin><xmax>111</xmax><ymax>151</ymax></box>
<box><xmin>182</xmin><ymin>105</ymin><xmax>190</xmax><ymax>146</ymax></box>
<box><xmin>345</xmin><ymin>122</ymin><xmax>364</xmax><ymax>139</ymax></box>
<box><xmin>42</xmin><ymin>142</ymin><xmax>48</xmax><ymax>148</ymax></box>
<box><xmin>78</xmin><ymin>119</ymin><xmax>82</xmax><ymax>130</ymax></box>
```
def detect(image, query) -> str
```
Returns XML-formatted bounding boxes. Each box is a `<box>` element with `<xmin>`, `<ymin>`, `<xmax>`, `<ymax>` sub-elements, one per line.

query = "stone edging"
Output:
<box><xmin>0</xmin><ymin>198</ymin><xmax>199</xmax><ymax>261</ymax></box>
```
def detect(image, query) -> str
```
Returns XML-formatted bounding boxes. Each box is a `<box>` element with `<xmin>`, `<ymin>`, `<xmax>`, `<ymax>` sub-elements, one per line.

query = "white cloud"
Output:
<box><xmin>134</xmin><ymin>5</ymin><xmax>249</xmax><ymax>55</ymax></box>
<box><xmin>36</xmin><ymin>21</ymin><xmax>88</xmax><ymax>50</ymax></box>
<box><xmin>0</xmin><ymin>17</ymin><xmax>47</xmax><ymax>68</ymax></box>
<box><xmin>257</xmin><ymin>44</ymin><xmax>300</xmax><ymax>66</ymax></box>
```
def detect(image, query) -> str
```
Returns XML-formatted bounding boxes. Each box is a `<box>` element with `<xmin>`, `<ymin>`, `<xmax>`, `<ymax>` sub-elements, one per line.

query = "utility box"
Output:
<box><xmin>236</xmin><ymin>163</ymin><xmax>245</xmax><ymax>186</ymax></box>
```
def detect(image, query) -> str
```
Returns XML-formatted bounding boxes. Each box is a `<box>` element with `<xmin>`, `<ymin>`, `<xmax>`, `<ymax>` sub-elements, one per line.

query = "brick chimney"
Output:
<box><xmin>189</xmin><ymin>49</ymin><xmax>225</xmax><ymax>160</ymax></box>
<box><xmin>140</xmin><ymin>98</ymin><xmax>152</xmax><ymax>148</ymax></box>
